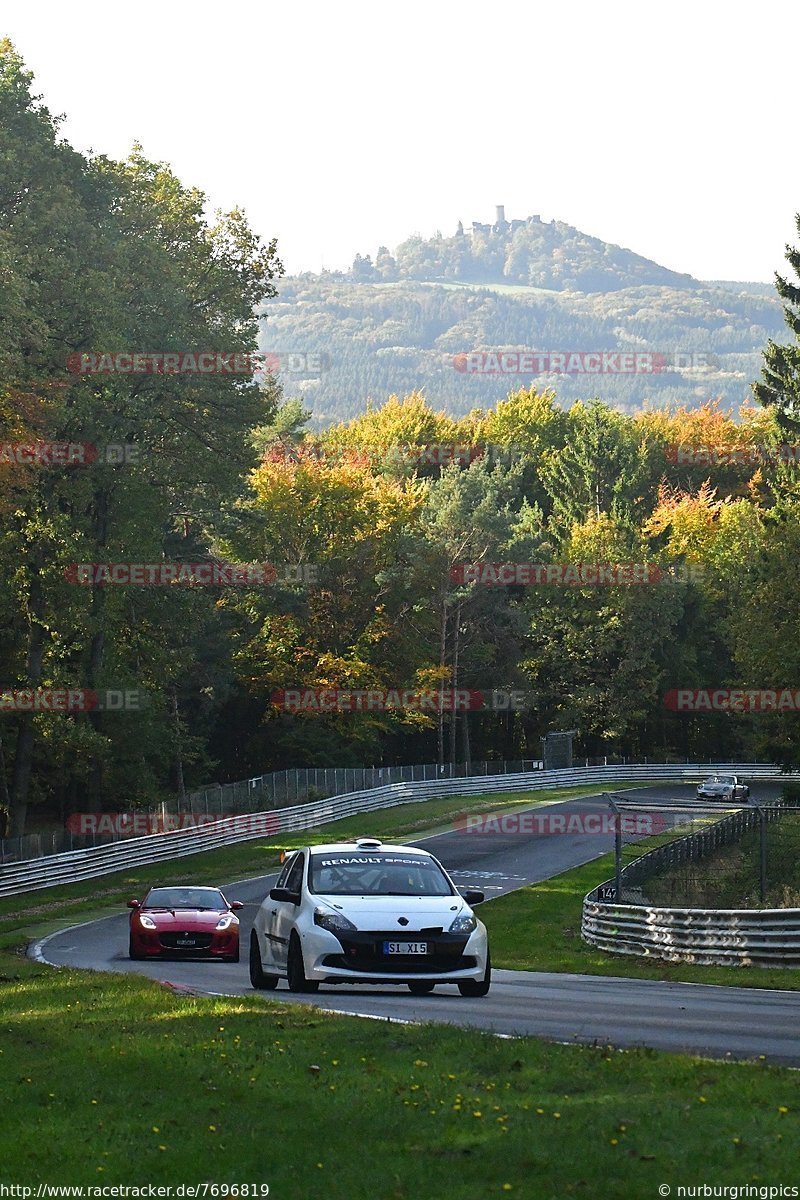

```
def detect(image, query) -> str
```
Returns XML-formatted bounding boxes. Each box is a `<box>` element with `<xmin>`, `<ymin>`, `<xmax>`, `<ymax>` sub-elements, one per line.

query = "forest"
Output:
<box><xmin>3</xmin><ymin>39</ymin><xmax>800</xmax><ymax>836</ymax></box>
<box><xmin>260</xmin><ymin>272</ymin><xmax>784</xmax><ymax>423</ymax></box>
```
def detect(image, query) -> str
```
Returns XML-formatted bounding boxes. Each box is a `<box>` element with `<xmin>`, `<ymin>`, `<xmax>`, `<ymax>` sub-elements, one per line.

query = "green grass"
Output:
<box><xmin>643</xmin><ymin>812</ymin><xmax>800</xmax><ymax>910</ymax></box>
<box><xmin>1</xmin><ymin>947</ymin><xmax>798</xmax><ymax>1197</ymax></box>
<box><xmin>0</xmin><ymin>782</ymin><xmax>645</xmax><ymax>939</ymax></box>
<box><xmin>2</xmin><ymin>780</ymin><xmax>799</xmax><ymax>1192</ymax></box>
<box><xmin>371</xmin><ymin>279</ymin><xmax>558</xmax><ymax>296</ymax></box>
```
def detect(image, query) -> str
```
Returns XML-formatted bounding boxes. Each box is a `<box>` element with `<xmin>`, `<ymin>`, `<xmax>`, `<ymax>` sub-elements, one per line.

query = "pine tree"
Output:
<box><xmin>753</xmin><ymin>213</ymin><xmax>800</xmax><ymax>430</ymax></box>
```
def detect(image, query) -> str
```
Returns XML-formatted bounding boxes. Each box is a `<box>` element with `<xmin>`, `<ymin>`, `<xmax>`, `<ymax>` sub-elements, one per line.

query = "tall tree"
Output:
<box><xmin>754</xmin><ymin>213</ymin><xmax>800</xmax><ymax>430</ymax></box>
<box><xmin>0</xmin><ymin>41</ymin><xmax>283</xmax><ymax>832</ymax></box>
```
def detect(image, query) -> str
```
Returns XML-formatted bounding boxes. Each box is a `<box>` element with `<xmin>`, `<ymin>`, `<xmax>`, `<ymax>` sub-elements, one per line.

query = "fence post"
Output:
<box><xmin>758</xmin><ymin>806</ymin><xmax>767</xmax><ymax>901</ymax></box>
<box><xmin>603</xmin><ymin>794</ymin><xmax>623</xmax><ymax>902</ymax></box>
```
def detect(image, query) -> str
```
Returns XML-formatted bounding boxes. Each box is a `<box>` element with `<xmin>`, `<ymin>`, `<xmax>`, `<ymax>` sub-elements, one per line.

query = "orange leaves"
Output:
<box><xmin>644</xmin><ymin>481</ymin><xmax>725</xmax><ymax>557</ymax></box>
<box><xmin>637</xmin><ymin>399</ymin><xmax>778</xmax><ymax>459</ymax></box>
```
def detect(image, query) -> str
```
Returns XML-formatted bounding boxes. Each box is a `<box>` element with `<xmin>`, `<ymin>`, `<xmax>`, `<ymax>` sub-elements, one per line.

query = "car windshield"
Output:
<box><xmin>711</xmin><ymin>776</ymin><xmax>734</xmax><ymax>784</ymax></box>
<box><xmin>143</xmin><ymin>887</ymin><xmax>227</xmax><ymax>910</ymax></box>
<box><xmin>309</xmin><ymin>853</ymin><xmax>454</xmax><ymax>897</ymax></box>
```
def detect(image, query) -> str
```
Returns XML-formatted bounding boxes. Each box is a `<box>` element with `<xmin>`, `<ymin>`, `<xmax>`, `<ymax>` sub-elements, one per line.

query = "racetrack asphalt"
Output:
<box><xmin>33</xmin><ymin>782</ymin><xmax>800</xmax><ymax>1065</ymax></box>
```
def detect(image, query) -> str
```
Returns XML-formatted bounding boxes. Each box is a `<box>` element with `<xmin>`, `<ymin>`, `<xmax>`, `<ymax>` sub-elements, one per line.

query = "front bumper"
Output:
<box><xmin>302</xmin><ymin>925</ymin><xmax>488</xmax><ymax>983</ymax></box>
<box><xmin>131</xmin><ymin>928</ymin><xmax>240</xmax><ymax>957</ymax></box>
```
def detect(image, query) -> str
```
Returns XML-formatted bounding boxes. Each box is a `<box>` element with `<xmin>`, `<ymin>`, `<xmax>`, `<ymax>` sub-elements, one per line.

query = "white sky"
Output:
<box><xmin>3</xmin><ymin>0</ymin><xmax>799</xmax><ymax>282</ymax></box>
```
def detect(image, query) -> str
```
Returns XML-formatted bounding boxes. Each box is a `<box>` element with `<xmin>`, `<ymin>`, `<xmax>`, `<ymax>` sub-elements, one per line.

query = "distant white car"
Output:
<box><xmin>696</xmin><ymin>774</ymin><xmax>750</xmax><ymax>802</ymax></box>
<box><xmin>249</xmin><ymin>837</ymin><xmax>491</xmax><ymax>996</ymax></box>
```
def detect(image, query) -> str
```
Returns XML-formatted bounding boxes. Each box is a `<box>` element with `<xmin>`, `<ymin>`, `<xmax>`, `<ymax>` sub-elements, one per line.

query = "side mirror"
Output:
<box><xmin>229</xmin><ymin>900</ymin><xmax>244</xmax><ymax>911</ymax></box>
<box><xmin>126</xmin><ymin>899</ymin><xmax>140</xmax><ymax>909</ymax></box>
<box><xmin>460</xmin><ymin>889</ymin><xmax>485</xmax><ymax>906</ymax></box>
<box><xmin>270</xmin><ymin>887</ymin><xmax>301</xmax><ymax>905</ymax></box>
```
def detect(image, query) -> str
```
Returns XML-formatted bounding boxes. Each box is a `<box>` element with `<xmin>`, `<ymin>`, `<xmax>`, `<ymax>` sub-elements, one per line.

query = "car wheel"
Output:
<box><xmin>128</xmin><ymin>935</ymin><xmax>145</xmax><ymax>961</ymax></box>
<box><xmin>249</xmin><ymin>932</ymin><xmax>278</xmax><ymax>990</ymax></box>
<box><xmin>458</xmin><ymin>952</ymin><xmax>491</xmax><ymax>998</ymax></box>
<box><xmin>287</xmin><ymin>932</ymin><xmax>319</xmax><ymax>993</ymax></box>
<box><xmin>408</xmin><ymin>981</ymin><xmax>436</xmax><ymax>995</ymax></box>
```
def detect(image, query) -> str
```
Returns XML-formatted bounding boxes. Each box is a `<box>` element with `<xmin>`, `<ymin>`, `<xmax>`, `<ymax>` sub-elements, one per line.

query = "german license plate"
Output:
<box><xmin>383</xmin><ymin>941</ymin><xmax>429</xmax><ymax>955</ymax></box>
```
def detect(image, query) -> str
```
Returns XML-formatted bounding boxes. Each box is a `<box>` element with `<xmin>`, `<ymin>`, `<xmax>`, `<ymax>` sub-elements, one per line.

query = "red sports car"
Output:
<box><xmin>127</xmin><ymin>885</ymin><xmax>243</xmax><ymax>961</ymax></box>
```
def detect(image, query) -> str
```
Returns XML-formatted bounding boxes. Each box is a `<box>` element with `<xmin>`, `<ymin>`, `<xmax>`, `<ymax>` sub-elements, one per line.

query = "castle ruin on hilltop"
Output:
<box><xmin>457</xmin><ymin>207</ymin><xmax>551</xmax><ymax>238</ymax></box>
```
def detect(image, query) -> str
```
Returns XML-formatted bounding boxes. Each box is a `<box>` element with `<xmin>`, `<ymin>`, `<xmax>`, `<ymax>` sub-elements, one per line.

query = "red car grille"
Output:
<box><xmin>158</xmin><ymin>932</ymin><xmax>214</xmax><ymax>950</ymax></box>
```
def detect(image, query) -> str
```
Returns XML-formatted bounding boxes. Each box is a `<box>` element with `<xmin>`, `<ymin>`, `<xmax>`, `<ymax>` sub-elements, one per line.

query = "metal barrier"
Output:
<box><xmin>604</xmin><ymin>797</ymin><xmax>790</xmax><ymax>903</ymax></box>
<box><xmin>0</xmin><ymin>761</ymin><xmax>789</xmax><ymax>898</ymax></box>
<box><xmin>1</xmin><ymin>757</ymin><xmax>547</xmax><ymax>863</ymax></box>
<box><xmin>582</xmin><ymin>797</ymin><xmax>800</xmax><ymax>967</ymax></box>
<box><xmin>581</xmin><ymin>902</ymin><xmax>800</xmax><ymax>967</ymax></box>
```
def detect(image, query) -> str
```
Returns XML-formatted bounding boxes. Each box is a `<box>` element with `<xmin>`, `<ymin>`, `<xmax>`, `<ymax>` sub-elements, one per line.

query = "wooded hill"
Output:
<box><xmin>4</xmin><ymin>40</ymin><xmax>800</xmax><ymax>836</ymax></box>
<box><xmin>259</xmin><ymin>214</ymin><xmax>784</xmax><ymax>423</ymax></box>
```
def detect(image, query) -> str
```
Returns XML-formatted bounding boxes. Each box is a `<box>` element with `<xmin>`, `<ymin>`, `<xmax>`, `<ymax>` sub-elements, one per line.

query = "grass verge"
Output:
<box><xmin>0</xmin><ymin>946</ymin><xmax>798</xmax><ymax>1196</ymax></box>
<box><xmin>481</xmin><ymin>850</ymin><xmax>800</xmax><ymax>989</ymax></box>
<box><xmin>0</xmin><ymin>782</ymin><xmax>648</xmax><ymax>938</ymax></box>
<box><xmin>2</xmin><ymin>780</ymin><xmax>798</xmax><ymax>1191</ymax></box>
<box><xmin>643</xmin><ymin>811</ymin><xmax>800</xmax><ymax>909</ymax></box>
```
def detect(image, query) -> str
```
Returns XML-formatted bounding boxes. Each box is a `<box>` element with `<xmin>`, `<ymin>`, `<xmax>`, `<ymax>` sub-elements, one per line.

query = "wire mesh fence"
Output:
<box><xmin>0</xmin><ymin>758</ymin><xmax>541</xmax><ymax>863</ymax></box>
<box><xmin>599</xmin><ymin>789</ymin><xmax>800</xmax><ymax>908</ymax></box>
<box><xmin>2</xmin><ymin>758</ymin><xmax>790</xmax><ymax>869</ymax></box>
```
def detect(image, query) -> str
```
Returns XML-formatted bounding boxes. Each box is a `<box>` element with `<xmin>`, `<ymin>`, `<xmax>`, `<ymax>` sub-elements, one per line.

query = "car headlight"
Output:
<box><xmin>449</xmin><ymin>912</ymin><xmax>477</xmax><ymax>934</ymax></box>
<box><xmin>313</xmin><ymin>907</ymin><xmax>357</xmax><ymax>934</ymax></box>
<box><xmin>215</xmin><ymin>914</ymin><xmax>236</xmax><ymax>931</ymax></box>
<box><xmin>139</xmin><ymin>915</ymin><xmax>157</xmax><ymax>929</ymax></box>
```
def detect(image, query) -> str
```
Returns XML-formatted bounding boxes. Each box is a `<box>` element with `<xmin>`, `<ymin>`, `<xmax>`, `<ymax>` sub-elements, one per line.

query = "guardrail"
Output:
<box><xmin>2</xmin><ymin>756</ymin><xmax>550</xmax><ymax>863</ymax></box>
<box><xmin>0</xmin><ymin>761</ymin><xmax>789</xmax><ymax>899</ymax></box>
<box><xmin>581</xmin><ymin>902</ymin><xmax>800</xmax><ymax>967</ymax></box>
<box><xmin>582</xmin><ymin>796</ymin><xmax>800</xmax><ymax>967</ymax></box>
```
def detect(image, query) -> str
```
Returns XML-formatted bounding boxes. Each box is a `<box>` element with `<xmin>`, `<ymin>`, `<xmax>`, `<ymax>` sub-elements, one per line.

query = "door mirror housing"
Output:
<box><xmin>229</xmin><ymin>900</ymin><xmax>244</xmax><ymax>911</ymax></box>
<box><xmin>126</xmin><ymin>899</ymin><xmax>140</xmax><ymax>909</ymax></box>
<box><xmin>460</xmin><ymin>889</ymin><xmax>485</xmax><ymax>906</ymax></box>
<box><xmin>270</xmin><ymin>887</ymin><xmax>301</xmax><ymax>905</ymax></box>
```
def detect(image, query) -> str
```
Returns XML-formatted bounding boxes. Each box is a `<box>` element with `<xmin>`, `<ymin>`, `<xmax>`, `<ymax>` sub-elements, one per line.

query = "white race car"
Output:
<box><xmin>696</xmin><ymin>774</ymin><xmax>750</xmax><ymax>802</ymax></box>
<box><xmin>249</xmin><ymin>837</ymin><xmax>491</xmax><ymax>996</ymax></box>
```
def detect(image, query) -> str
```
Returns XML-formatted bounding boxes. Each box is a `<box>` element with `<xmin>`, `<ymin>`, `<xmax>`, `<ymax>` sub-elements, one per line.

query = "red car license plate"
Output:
<box><xmin>383</xmin><ymin>941</ymin><xmax>429</xmax><ymax>955</ymax></box>
<box><xmin>176</xmin><ymin>937</ymin><xmax>196</xmax><ymax>947</ymax></box>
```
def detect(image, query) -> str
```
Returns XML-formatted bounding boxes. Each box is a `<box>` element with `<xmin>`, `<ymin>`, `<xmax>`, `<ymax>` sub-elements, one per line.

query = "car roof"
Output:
<box><xmin>303</xmin><ymin>841</ymin><xmax>434</xmax><ymax>858</ymax></box>
<box><xmin>146</xmin><ymin>884</ymin><xmax>224</xmax><ymax>892</ymax></box>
